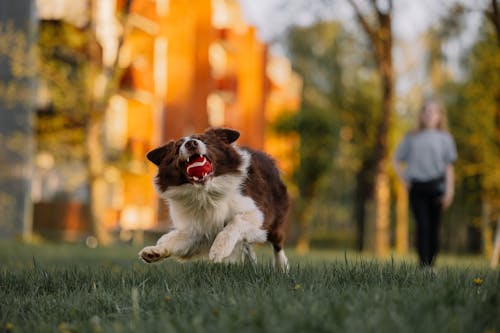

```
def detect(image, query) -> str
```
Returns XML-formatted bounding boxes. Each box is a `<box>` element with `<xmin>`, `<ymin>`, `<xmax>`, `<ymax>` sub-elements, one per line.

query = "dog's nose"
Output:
<box><xmin>185</xmin><ymin>139</ymin><xmax>198</xmax><ymax>151</ymax></box>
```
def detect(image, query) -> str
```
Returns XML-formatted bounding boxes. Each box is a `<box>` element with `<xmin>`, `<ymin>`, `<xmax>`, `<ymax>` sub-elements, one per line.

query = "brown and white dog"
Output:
<box><xmin>139</xmin><ymin>128</ymin><xmax>290</xmax><ymax>271</ymax></box>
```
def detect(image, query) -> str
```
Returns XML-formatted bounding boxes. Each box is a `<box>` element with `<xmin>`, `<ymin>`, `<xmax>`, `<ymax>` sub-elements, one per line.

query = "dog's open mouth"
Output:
<box><xmin>185</xmin><ymin>154</ymin><xmax>213</xmax><ymax>183</ymax></box>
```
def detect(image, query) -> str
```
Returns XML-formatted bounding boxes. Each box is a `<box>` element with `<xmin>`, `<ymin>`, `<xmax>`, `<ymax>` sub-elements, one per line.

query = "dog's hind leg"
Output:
<box><xmin>273</xmin><ymin>248</ymin><xmax>289</xmax><ymax>273</ymax></box>
<box><xmin>268</xmin><ymin>224</ymin><xmax>289</xmax><ymax>272</ymax></box>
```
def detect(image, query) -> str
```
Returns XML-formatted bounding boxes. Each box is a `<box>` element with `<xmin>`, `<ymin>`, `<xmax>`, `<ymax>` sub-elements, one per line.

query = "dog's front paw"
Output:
<box><xmin>139</xmin><ymin>246</ymin><xmax>169</xmax><ymax>263</ymax></box>
<box><xmin>209</xmin><ymin>232</ymin><xmax>236</xmax><ymax>263</ymax></box>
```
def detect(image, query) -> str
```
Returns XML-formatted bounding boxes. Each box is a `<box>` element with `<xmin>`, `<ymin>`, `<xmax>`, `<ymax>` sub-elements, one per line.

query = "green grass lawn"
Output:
<box><xmin>0</xmin><ymin>242</ymin><xmax>499</xmax><ymax>333</ymax></box>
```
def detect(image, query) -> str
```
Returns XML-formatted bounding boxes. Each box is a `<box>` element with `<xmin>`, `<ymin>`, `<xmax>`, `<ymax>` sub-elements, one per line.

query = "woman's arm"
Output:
<box><xmin>442</xmin><ymin>164</ymin><xmax>455</xmax><ymax>209</ymax></box>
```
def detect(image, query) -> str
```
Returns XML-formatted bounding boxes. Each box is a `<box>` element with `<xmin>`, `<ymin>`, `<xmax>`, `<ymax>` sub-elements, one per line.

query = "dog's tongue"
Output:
<box><xmin>186</xmin><ymin>155</ymin><xmax>212</xmax><ymax>179</ymax></box>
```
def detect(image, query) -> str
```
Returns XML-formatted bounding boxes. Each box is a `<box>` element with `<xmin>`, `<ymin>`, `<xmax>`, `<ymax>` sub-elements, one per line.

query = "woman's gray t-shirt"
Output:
<box><xmin>395</xmin><ymin>129</ymin><xmax>457</xmax><ymax>182</ymax></box>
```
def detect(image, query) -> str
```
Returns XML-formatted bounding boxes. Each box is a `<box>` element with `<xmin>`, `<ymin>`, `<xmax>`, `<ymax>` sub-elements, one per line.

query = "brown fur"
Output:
<box><xmin>242</xmin><ymin>147</ymin><xmax>289</xmax><ymax>252</ymax></box>
<box><xmin>147</xmin><ymin>128</ymin><xmax>289</xmax><ymax>256</ymax></box>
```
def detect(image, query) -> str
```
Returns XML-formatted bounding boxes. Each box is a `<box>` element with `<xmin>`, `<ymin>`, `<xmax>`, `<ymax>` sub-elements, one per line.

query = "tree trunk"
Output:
<box><xmin>479</xmin><ymin>0</ymin><xmax>500</xmax><ymax>264</ymax></box>
<box><xmin>491</xmin><ymin>217</ymin><xmax>500</xmax><ymax>268</ymax></box>
<box><xmin>86</xmin><ymin>0</ymin><xmax>108</xmax><ymax>246</ymax></box>
<box><xmin>488</xmin><ymin>0</ymin><xmax>500</xmax><ymax>46</ymax></box>
<box><xmin>87</xmin><ymin>116</ymin><xmax>112</xmax><ymax>245</ymax></box>
<box><xmin>371</xmin><ymin>58</ymin><xmax>394</xmax><ymax>257</ymax></box>
<box><xmin>373</xmin><ymin>168</ymin><xmax>390</xmax><ymax>256</ymax></box>
<box><xmin>84</xmin><ymin>0</ymin><xmax>133</xmax><ymax>246</ymax></box>
<box><xmin>295</xmin><ymin>198</ymin><xmax>315</xmax><ymax>254</ymax></box>
<box><xmin>0</xmin><ymin>0</ymin><xmax>36</xmax><ymax>241</ymax></box>
<box><xmin>394</xmin><ymin>179</ymin><xmax>409</xmax><ymax>254</ymax></box>
<box><xmin>353</xmin><ymin>88</ymin><xmax>393</xmax><ymax>257</ymax></box>
<box><xmin>354</xmin><ymin>185</ymin><xmax>367</xmax><ymax>252</ymax></box>
<box><xmin>481</xmin><ymin>200</ymin><xmax>493</xmax><ymax>258</ymax></box>
<box><xmin>348</xmin><ymin>0</ymin><xmax>394</xmax><ymax>257</ymax></box>
<box><xmin>354</xmin><ymin>159</ymin><xmax>374</xmax><ymax>251</ymax></box>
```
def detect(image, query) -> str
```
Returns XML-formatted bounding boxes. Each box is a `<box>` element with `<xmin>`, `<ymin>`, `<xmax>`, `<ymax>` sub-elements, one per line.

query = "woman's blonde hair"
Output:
<box><xmin>416</xmin><ymin>98</ymin><xmax>448</xmax><ymax>131</ymax></box>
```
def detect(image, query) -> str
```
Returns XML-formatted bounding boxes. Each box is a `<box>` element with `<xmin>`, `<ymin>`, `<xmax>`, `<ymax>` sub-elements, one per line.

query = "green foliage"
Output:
<box><xmin>281</xmin><ymin>23</ymin><xmax>342</xmax><ymax>197</ymax></box>
<box><xmin>431</xmin><ymin>18</ymin><xmax>500</xmax><ymax>253</ymax></box>
<box><xmin>278</xmin><ymin>21</ymin><xmax>381</xmax><ymax>233</ymax></box>
<box><xmin>36</xmin><ymin>21</ymin><xmax>90</xmax><ymax>161</ymax></box>
<box><xmin>38</xmin><ymin>21</ymin><xmax>89</xmax><ymax>112</ymax></box>
<box><xmin>0</xmin><ymin>18</ymin><xmax>38</xmax><ymax>238</ymax></box>
<box><xmin>0</xmin><ymin>242</ymin><xmax>498</xmax><ymax>333</ymax></box>
<box><xmin>0</xmin><ymin>22</ymin><xmax>37</xmax><ymax>108</ymax></box>
<box><xmin>444</xmin><ymin>21</ymin><xmax>500</xmax><ymax>218</ymax></box>
<box><xmin>275</xmin><ymin>103</ymin><xmax>337</xmax><ymax>198</ymax></box>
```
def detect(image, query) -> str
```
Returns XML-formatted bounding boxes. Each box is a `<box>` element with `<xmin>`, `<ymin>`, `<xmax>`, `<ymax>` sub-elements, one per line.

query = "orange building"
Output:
<box><xmin>104</xmin><ymin>0</ymin><xmax>301</xmax><ymax>234</ymax></box>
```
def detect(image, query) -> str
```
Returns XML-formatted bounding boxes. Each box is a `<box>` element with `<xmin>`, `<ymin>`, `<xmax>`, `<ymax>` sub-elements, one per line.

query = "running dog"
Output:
<box><xmin>139</xmin><ymin>128</ymin><xmax>289</xmax><ymax>271</ymax></box>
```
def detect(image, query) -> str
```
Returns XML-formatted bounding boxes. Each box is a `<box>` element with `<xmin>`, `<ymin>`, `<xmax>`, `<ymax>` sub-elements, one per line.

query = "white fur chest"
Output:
<box><xmin>161</xmin><ymin>172</ymin><xmax>256</xmax><ymax>237</ymax></box>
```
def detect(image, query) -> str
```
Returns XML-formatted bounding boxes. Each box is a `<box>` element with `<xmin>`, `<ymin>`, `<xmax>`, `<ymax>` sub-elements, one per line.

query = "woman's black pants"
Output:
<box><xmin>409</xmin><ymin>179</ymin><xmax>444</xmax><ymax>267</ymax></box>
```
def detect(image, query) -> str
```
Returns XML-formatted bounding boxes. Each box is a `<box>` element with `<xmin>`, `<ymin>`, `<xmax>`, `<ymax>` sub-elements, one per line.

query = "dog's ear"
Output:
<box><xmin>208</xmin><ymin>128</ymin><xmax>240</xmax><ymax>144</ymax></box>
<box><xmin>146</xmin><ymin>141</ymin><xmax>175</xmax><ymax>166</ymax></box>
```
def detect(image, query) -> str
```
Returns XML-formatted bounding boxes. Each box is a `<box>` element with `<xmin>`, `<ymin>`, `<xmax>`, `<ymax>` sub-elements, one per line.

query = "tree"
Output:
<box><xmin>37</xmin><ymin>21</ymin><xmax>88</xmax><ymax>171</ymax></box>
<box><xmin>486</xmin><ymin>0</ymin><xmax>500</xmax><ymax>46</ymax></box>
<box><xmin>85</xmin><ymin>0</ymin><xmax>133</xmax><ymax>245</ymax></box>
<box><xmin>440</xmin><ymin>16</ymin><xmax>500</xmax><ymax>254</ymax></box>
<box><xmin>0</xmin><ymin>0</ymin><xmax>37</xmax><ymax>240</ymax></box>
<box><xmin>485</xmin><ymin>0</ymin><xmax>500</xmax><ymax>267</ymax></box>
<box><xmin>484</xmin><ymin>0</ymin><xmax>500</xmax><ymax>158</ymax></box>
<box><xmin>346</xmin><ymin>0</ymin><xmax>394</xmax><ymax>255</ymax></box>
<box><xmin>440</xmin><ymin>0</ymin><xmax>500</xmax><ymax>258</ymax></box>
<box><xmin>278</xmin><ymin>24</ymin><xmax>339</xmax><ymax>252</ymax></box>
<box><xmin>280</xmin><ymin>22</ymin><xmax>381</xmax><ymax>252</ymax></box>
<box><xmin>36</xmin><ymin>1</ymin><xmax>133</xmax><ymax>244</ymax></box>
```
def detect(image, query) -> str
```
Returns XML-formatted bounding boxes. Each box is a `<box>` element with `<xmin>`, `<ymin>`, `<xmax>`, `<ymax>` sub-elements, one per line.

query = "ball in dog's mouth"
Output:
<box><xmin>186</xmin><ymin>154</ymin><xmax>213</xmax><ymax>183</ymax></box>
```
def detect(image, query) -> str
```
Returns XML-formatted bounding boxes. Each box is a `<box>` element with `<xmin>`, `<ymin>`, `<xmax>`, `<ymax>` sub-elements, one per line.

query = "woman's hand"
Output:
<box><xmin>441</xmin><ymin>164</ymin><xmax>455</xmax><ymax>210</ymax></box>
<box><xmin>441</xmin><ymin>192</ymin><xmax>453</xmax><ymax>210</ymax></box>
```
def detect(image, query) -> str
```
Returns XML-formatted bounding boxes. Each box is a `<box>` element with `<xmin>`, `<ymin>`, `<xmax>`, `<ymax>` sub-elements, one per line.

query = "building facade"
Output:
<box><xmin>32</xmin><ymin>0</ymin><xmax>301</xmax><ymax>242</ymax></box>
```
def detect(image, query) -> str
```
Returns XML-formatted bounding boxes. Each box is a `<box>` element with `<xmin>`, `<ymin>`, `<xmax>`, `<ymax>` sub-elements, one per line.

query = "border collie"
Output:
<box><xmin>139</xmin><ymin>128</ymin><xmax>289</xmax><ymax>271</ymax></box>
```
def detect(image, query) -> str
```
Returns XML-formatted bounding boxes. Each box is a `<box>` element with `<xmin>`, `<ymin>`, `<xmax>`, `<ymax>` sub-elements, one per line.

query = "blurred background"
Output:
<box><xmin>0</xmin><ymin>0</ymin><xmax>499</xmax><ymax>262</ymax></box>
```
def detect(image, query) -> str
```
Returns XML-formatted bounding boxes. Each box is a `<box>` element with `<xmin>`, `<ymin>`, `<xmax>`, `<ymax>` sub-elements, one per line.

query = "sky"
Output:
<box><xmin>238</xmin><ymin>0</ymin><xmax>486</xmax><ymax>43</ymax></box>
<box><xmin>238</xmin><ymin>0</ymin><xmax>435</xmax><ymax>42</ymax></box>
<box><xmin>237</xmin><ymin>0</ymin><xmax>486</xmax><ymax>104</ymax></box>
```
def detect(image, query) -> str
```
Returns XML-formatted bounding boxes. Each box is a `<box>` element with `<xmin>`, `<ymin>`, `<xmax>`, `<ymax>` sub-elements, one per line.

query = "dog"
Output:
<box><xmin>138</xmin><ymin>128</ymin><xmax>290</xmax><ymax>271</ymax></box>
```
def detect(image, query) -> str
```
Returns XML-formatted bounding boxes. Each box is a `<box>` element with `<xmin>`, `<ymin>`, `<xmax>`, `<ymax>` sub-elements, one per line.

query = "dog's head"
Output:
<box><xmin>147</xmin><ymin>128</ymin><xmax>242</xmax><ymax>191</ymax></box>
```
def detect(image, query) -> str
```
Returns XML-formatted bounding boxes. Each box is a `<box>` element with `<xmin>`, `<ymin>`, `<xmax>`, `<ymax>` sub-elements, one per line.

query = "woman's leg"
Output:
<box><xmin>410</xmin><ymin>188</ymin><xmax>433</xmax><ymax>266</ymax></box>
<box><xmin>428</xmin><ymin>195</ymin><xmax>443</xmax><ymax>265</ymax></box>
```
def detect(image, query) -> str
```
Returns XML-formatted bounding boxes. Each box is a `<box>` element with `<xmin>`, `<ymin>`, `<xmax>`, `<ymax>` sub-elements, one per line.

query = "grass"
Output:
<box><xmin>0</xmin><ymin>242</ymin><xmax>499</xmax><ymax>333</ymax></box>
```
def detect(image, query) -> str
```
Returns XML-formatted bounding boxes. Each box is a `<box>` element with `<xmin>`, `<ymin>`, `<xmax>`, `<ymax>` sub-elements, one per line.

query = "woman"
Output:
<box><xmin>393</xmin><ymin>100</ymin><xmax>457</xmax><ymax>267</ymax></box>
